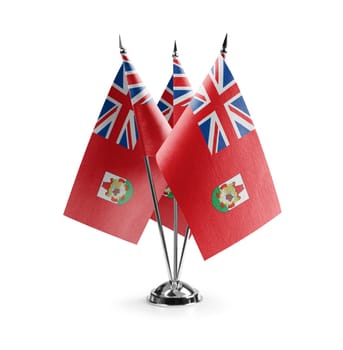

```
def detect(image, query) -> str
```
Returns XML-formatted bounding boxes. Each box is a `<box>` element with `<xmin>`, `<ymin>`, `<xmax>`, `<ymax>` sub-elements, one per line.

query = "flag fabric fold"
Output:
<box><xmin>156</xmin><ymin>54</ymin><xmax>281</xmax><ymax>259</ymax></box>
<box><xmin>64</xmin><ymin>59</ymin><xmax>167</xmax><ymax>243</ymax></box>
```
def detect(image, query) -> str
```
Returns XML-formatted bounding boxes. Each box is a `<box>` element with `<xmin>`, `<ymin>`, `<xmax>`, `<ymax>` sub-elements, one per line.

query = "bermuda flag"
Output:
<box><xmin>64</xmin><ymin>61</ymin><xmax>167</xmax><ymax>243</ymax></box>
<box><xmin>157</xmin><ymin>54</ymin><xmax>281</xmax><ymax>259</ymax></box>
<box><xmin>155</xmin><ymin>55</ymin><xmax>193</xmax><ymax>234</ymax></box>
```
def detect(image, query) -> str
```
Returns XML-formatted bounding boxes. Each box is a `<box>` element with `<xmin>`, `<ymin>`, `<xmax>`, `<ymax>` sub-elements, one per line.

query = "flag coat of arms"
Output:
<box><xmin>156</xmin><ymin>54</ymin><xmax>281</xmax><ymax>259</ymax></box>
<box><xmin>64</xmin><ymin>62</ymin><xmax>167</xmax><ymax>243</ymax></box>
<box><xmin>154</xmin><ymin>56</ymin><xmax>193</xmax><ymax>234</ymax></box>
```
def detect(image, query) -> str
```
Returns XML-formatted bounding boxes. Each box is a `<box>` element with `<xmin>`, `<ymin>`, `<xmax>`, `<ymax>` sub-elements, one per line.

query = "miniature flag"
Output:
<box><xmin>155</xmin><ymin>55</ymin><xmax>193</xmax><ymax>234</ymax></box>
<box><xmin>157</xmin><ymin>54</ymin><xmax>281</xmax><ymax>259</ymax></box>
<box><xmin>64</xmin><ymin>62</ymin><xmax>166</xmax><ymax>243</ymax></box>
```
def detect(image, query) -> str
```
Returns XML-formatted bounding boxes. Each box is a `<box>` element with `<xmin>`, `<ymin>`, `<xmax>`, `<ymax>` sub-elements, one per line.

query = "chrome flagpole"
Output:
<box><xmin>120</xmin><ymin>36</ymin><xmax>173</xmax><ymax>282</ymax></box>
<box><xmin>172</xmin><ymin>42</ymin><xmax>179</xmax><ymax>283</ymax></box>
<box><xmin>177</xmin><ymin>226</ymin><xmax>191</xmax><ymax>280</ymax></box>
<box><xmin>143</xmin><ymin>156</ymin><xmax>173</xmax><ymax>282</ymax></box>
<box><xmin>173</xmin><ymin>197</ymin><xmax>178</xmax><ymax>282</ymax></box>
<box><xmin>147</xmin><ymin>40</ymin><xmax>202</xmax><ymax>306</ymax></box>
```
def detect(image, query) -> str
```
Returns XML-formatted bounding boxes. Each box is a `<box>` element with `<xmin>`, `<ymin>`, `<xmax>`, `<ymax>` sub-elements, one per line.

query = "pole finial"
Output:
<box><xmin>221</xmin><ymin>33</ymin><xmax>228</xmax><ymax>54</ymax></box>
<box><xmin>173</xmin><ymin>40</ymin><xmax>178</xmax><ymax>58</ymax></box>
<box><xmin>119</xmin><ymin>35</ymin><xmax>126</xmax><ymax>54</ymax></box>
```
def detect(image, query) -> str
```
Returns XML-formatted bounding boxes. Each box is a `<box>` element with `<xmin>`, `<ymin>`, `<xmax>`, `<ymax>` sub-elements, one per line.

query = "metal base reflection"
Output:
<box><xmin>148</xmin><ymin>281</ymin><xmax>202</xmax><ymax>306</ymax></box>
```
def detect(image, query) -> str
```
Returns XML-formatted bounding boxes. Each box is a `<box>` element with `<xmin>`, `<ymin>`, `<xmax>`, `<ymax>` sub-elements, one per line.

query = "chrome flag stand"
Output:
<box><xmin>120</xmin><ymin>36</ymin><xmax>201</xmax><ymax>306</ymax></box>
<box><xmin>144</xmin><ymin>156</ymin><xmax>202</xmax><ymax>306</ymax></box>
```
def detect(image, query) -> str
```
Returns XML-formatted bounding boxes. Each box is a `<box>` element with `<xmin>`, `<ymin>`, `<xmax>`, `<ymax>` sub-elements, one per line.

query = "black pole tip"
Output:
<box><xmin>173</xmin><ymin>40</ymin><xmax>178</xmax><ymax>57</ymax></box>
<box><xmin>221</xmin><ymin>33</ymin><xmax>228</xmax><ymax>54</ymax></box>
<box><xmin>119</xmin><ymin>35</ymin><xmax>126</xmax><ymax>54</ymax></box>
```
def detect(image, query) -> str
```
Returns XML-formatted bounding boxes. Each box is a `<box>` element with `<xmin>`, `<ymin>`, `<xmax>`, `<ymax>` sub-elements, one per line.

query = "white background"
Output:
<box><xmin>1</xmin><ymin>0</ymin><xmax>342</xmax><ymax>349</ymax></box>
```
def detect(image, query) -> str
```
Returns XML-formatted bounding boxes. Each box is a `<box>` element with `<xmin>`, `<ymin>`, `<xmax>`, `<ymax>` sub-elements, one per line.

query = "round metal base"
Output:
<box><xmin>148</xmin><ymin>281</ymin><xmax>202</xmax><ymax>306</ymax></box>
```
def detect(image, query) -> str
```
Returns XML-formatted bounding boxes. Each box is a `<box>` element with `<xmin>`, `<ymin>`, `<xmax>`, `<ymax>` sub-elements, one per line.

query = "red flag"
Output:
<box><xmin>64</xmin><ymin>63</ymin><xmax>166</xmax><ymax>243</ymax></box>
<box><xmin>154</xmin><ymin>56</ymin><xmax>193</xmax><ymax>234</ymax></box>
<box><xmin>156</xmin><ymin>54</ymin><xmax>281</xmax><ymax>259</ymax></box>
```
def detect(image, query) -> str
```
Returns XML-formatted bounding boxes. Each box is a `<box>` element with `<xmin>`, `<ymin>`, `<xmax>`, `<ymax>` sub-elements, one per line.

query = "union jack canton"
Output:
<box><xmin>190</xmin><ymin>55</ymin><xmax>255</xmax><ymax>155</ymax></box>
<box><xmin>93</xmin><ymin>64</ymin><xmax>139</xmax><ymax>151</ymax></box>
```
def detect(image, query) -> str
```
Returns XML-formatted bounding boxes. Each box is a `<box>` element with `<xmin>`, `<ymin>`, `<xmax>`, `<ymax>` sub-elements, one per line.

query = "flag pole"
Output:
<box><xmin>176</xmin><ymin>226</ymin><xmax>191</xmax><ymax>280</ymax></box>
<box><xmin>172</xmin><ymin>41</ymin><xmax>179</xmax><ymax>283</ymax></box>
<box><xmin>171</xmin><ymin>40</ymin><xmax>192</xmax><ymax>282</ymax></box>
<box><xmin>173</xmin><ymin>197</ymin><xmax>178</xmax><ymax>281</ymax></box>
<box><xmin>119</xmin><ymin>35</ymin><xmax>173</xmax><ymax>282</ymax></box>
<box><xmin>143</xmin><ymin>156</ymin><xmax>173</xmax><ymax>282</ymax></box>
<box><xmin>179</xmin><ymin>36</ymin><xmax>231</xmax><ymax>281</ymax></box>
<box><xmin>147</xmin><ymin>40</ymin><xmax>202</xmax><ymax>305</ymax></box>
